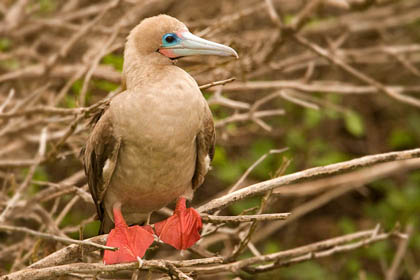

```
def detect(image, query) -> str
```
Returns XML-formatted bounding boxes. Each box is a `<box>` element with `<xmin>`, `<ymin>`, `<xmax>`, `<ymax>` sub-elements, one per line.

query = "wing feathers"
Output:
<box><xmin>83</xmin><ymin>108</ymin><xmax>121</xmax><ymax>229</ymax></box>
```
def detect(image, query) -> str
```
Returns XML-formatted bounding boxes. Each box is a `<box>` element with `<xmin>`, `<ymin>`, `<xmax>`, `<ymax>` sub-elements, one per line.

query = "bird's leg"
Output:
<box><xmin>153</xmin><ymin>197</ymin><xmax>203</xmax><ymax>250</ymax></box>
<box><xmin>103</xmin><ymin>204</ymin><xmax>154</xmax><ymax>265</ymax></box>
<box><xmin>146</xmin><ymin>213</ymin><xmax>152</xmax><ymax>225</ymax></box>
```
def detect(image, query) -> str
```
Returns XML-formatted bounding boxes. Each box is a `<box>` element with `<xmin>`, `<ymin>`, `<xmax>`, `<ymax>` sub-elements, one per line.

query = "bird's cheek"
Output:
<box><xmin>158</xmin><ymin>48</ymin><xmax>177</xmax><ymax>58</ymax></box>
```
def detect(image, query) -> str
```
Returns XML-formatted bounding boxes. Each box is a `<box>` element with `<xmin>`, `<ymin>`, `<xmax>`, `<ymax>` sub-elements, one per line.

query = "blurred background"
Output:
<box><xmin>0</xmin><ymin>0</ymin><xmax>420</xmax><ymax>279</ymax></box>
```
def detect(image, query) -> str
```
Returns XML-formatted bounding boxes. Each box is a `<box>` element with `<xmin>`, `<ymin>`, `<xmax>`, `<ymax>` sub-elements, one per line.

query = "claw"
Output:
<box><xmin>137</xmin><ymin>256</ymin><xmax>143</xmax><ymax>268</ymax></box>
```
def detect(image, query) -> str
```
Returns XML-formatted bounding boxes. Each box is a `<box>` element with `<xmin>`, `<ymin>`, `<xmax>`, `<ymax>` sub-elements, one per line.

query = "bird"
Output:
<box><xmin>82</xmin><ymin>14</ymin><xmax>238</xmax><ymax>264</ymax></box>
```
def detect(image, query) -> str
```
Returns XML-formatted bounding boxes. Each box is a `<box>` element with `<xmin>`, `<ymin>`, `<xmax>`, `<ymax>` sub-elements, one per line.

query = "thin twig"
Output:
<box><xmin>0</xmin><ymin>224</ymin><xmax>116</xmax><ymax>251</ymax></box>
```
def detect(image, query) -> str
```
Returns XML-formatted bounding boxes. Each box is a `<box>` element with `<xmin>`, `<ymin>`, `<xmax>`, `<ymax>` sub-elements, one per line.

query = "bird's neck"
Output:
<box><xmin>123</xmin><ymin>46</ymin><xmax>173</xmax><ymax>90</ymax></box>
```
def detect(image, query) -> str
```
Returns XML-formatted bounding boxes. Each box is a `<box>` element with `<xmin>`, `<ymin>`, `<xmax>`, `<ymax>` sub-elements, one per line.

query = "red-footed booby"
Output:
<box><xmin>83</xmin><ymin>14</ymin><xmax>238</xmax><ymax>264</ymax></box>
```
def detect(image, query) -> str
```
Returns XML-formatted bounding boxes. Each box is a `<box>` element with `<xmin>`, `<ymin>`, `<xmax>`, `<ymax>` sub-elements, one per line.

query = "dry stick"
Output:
<box><xmin>165</xmin><ymin>262</ymin><xmax>193</xmax><ymax>280</ymax></box>
<box><xmin>224</xmin><ymin>80</ymin><xmax>420</xmax><ymax>95</ymax></box>
<box><xmin>0</xmin><ymin>106</ymin><xmax>85</xmax><ymax>119</ymax></box>
<box><xmin>293</xmin><ymin>34</ymin><xmax>420</xmax><ymax>108</ymax></box>
<box><xmin>79</xmin><ymin>24</ymin><xmax>121</xmax><ymax>106</ymax></box>
<box><xmin>46</xmin><ymin>98</ymin><xmax>110</xmax><ymax>159</ymax></box>
<box><xmin>279</xmin><ymin>89</ymin><xmax>320</xmax><ymax>110</ymax></box>
<box><xmin>4</xmin><ymin>257</ymin><xmax>224</xmax><ymax>280</ymax></box>
<box><xmin>257</xmin><ymin>183</ymin><xmax>365</xmax><ymax>245</ymax></box>
<box><xmin>229</xmin><ymin>157</ymin><xmax>291</xmax><ymax>260</ymax></box>
<box><xmin>386</xmin><ymin>224</ymin><xmax>414</xmax><ymax>280</ymax></box>
<box><xmin>4</xmin><ymin>230</ymin><xmax>400</xmax><ymax>279</ymax></box>
<box><xmin>260</xmin><ymin>0</ymin><xmax>322</xmax><ymax>63</ymax></box>
<box><xmin>0</xmin><ymin>78</ymin><xmax>234</xmax><ymax>120</ymax></box>
<box><xmin>0</xmin><ymin>128</ymin><xmax>47</xmax><ymax>223</ymax></box>
<box><xmin>0</xmin><ymin>100</ymin><xmax>108</xmax><ymax>167</ymax></box>
<box><xmin>254</xmin><ymin>159</ymin><xmax>420</xmax><ymax>244</ymax></box>
<box><xmin>0</xmin><ymin>77</ymin><xmax>238</xmax><ymax>168</ymax></box>
<box><xmin>201</xmin><ymin>213</ymin><xmax>290</xmax><ymax>224</ymax></box>
<box><xmin>198</xmin><ymin>77</ymin><xmax>236</xmax><ymax>90</ymax></box>
<box><xmin>0</xmin><ymin>225</ymin><xmax>115</xmax><ymax>251</ymax></box>
<box><xmin>58</xmin><ymin>0</ymin><xmax>120</xmax><ymax>58</ymax></box>
<box><xmin>230</xmin><ymin>189</ymin><xmax>273</xmax><ymax>260</ymax></box>
<box><xmin>249</xmin><ymin>92</ymin><xmax>284</xmax><ymax>131</ymax></box>
<box><xmin>272</xmin><ymin>158</ymin><xmax>420</xmax><ymax>197</ymax></box>
<box><xmin>53</xmin><ymin>67</ymin><xmax>87</xmax><ymax>106</ymax></box>
<box><xmin>197</xmin><ymin>148</ymin><xmax>420</xmax><ymax>213</ymax></box>
<box><xmin>215</xmin><ymin>109</ymin><xmax>285</xmax><ymax>128</ymax></box>
<box><xmin>231</xmin><ymin>148</ymin><xmax>288</xmax><ymax>194</ymax></box>
<box><xmin>248</xmin><ymin>232</ymin><xmax>397</xmax><ymax>273</ymax></box>
<box><xmin>200</xmin><ymin>149</ymin><xmax>287</xmax><ymax>237</ymax></box>
<box><xmin>196</xmin><ymin>2</ymin><xmax>266</xmax><ymax>37</ymax></box>
<box><xmin>207</xmin><ymin>87</ymin><xmax>250</xmax><ymax>110</ymax></box>
<box><xmin>184</xmin><ymin>227</ymin><xmax>404</xmax><ymax>274</ymax></box>
<box><xmin>0</xmin><ymin>88</ymin><xmax>15</xmax><ymax>113</ymax></box>
<box><xmin>264</xmin><ymin>0</ymin><xmax>282</xmax><ymax>28</ymax></box>
<box><xmin>55</xmin><ymin>195</ymin><xmax>80</xmax><ymax>226</ymax></box>
<box><xmin>29</xmin><ymin>235</ymin><xmax>108</xmax><ymax>269</ymax></box>
<box><xmin>386</xmin><ymin>50</ymin><xmax>420</xmax><ymax>78</ymax></box>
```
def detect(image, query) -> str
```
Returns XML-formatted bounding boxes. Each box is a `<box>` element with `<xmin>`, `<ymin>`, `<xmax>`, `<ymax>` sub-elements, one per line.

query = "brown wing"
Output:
<box><xmin>82</xmin><ymin>108</ymin><xmax>121</xmax><ymax>230</ymax></box>
<box><xmin>192</xmin><ymin>104</ymin><xmax>215</xmax><ymax>189</ymax></box>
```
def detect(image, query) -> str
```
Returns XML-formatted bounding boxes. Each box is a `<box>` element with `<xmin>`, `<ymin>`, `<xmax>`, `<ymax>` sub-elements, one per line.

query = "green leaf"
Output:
<box><xmin>279</xmin><ymin>261</ymin><xmax>333</xmax><ymax>280</ymax></box>
<box><xmin>0</xmin><ymin>38</ymin><xmax>11</xmax><ymax>52</ymax></box>
<box><xmin>304</xmin><ymin>109</ymin><xmax>322</xmax><ymax>128</ymax></box>
<box><xmin>229</xmin><ymin>196</ymin><xmax>261</xmax><ymax>215</ymax></box>
<box><xmin>93</xmin><ymin>80</ymin><xmax>119</xmax><ymax>92</ymax></box>
<box><xmin>338</xmin><ymin>217</ymin><xmax>356</xmax><ymax>234</ymax></box>
<box><xmin>263</xmin><ymin>240</ymin><xmax>282</xmax><ymax>254</ymax></box>
<box><xmin>345</xmin><ymin>111</ymin><xmax>365</xmax><ymax>137</ymax></box>
<box><xmin>102</xmin><ymin>54</ymin><xmax>124</xmax><ymax>72</ymax></box>
<box><xmin>71</xmin><ymin>79</ymin><xmax>83</xmax><ymax>95</ymax></box>
<box><xmin>388</xmin><ymin>128</ymin><xmax>415</xmax><ymax>149</ymax></box>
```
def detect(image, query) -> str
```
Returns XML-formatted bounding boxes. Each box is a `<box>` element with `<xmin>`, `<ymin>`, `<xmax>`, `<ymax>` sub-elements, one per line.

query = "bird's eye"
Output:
<box><xmin>162</xmin><ymin>33</ymin><xmax>178</xmax><ymax>45</ymax></box>
<box><xmin>165</xmin><ymin>35</ymin><xmax>175</xmax><ymax>43</ymax></box>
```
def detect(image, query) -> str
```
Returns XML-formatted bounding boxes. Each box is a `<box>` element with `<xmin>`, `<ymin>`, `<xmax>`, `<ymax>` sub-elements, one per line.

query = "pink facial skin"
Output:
<box><xmin>158</xmin><ymin>48</ymin><xmax>177</xmax><ymax>58</ymax></box>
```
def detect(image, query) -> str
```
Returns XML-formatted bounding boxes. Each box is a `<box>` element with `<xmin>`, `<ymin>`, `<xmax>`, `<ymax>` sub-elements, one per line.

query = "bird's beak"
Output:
<box><xmin>160</xmin><ymin>31</ymin><xmax>238</xmax><ymax>59</ymax></box>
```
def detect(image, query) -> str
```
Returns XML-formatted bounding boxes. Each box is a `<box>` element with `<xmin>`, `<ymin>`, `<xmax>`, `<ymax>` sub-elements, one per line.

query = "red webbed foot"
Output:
<box><xmin>154</xmin><ymin>197</ymin><xmax>202</xmax><ymax>250</ymax></box>
<box><xmin>103</xmin><ymin>206</ymin><xmax>154</xmax><ymax>265</ymax></box>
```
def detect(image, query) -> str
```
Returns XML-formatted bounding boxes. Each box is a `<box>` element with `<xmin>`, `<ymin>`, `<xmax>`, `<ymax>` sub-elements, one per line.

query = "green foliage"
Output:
<box><xmin>304</xmin><ymin>109</ymin><xmax>322</xmax><ymax>128</ymax></box>
<box><xmin>263</xmin><ymin>240</ymin><xmax>282</xmax><ymax>254</ymax></box>
<box><xmin>365</xmin><ymin>241</ymin><xmax>390</xmax><ymax>260</ymax></box>
<box><xmin>212</xmin><ymin>146</ymin><xmax>243</xmax><ymax>183</ymax></box>
<box><xmin>28</xmin><ymin>167</ymin><xmax>49</xmax><ymax>196</ymax></box>
<box><xmin>388</xmin><ymin>128</ymin><xmax>416</xmax><ymax>149</ymax></box>
<box><xmin>102</xmin><ymin>54</ymin><xmax>124</xmax><ymax>72</ymax></box>
<box><xmin>344</xmin><ymin>111</ymin><xmax>365</xmax><ymax>137</ymax></box>
<box><xmin>71</xmin><ymin>79</ymin><xmax>83</xmax><ymax>95</ymax></box>
<box><xmin>337</xmin><ymin>216</ymin><xmax>356</xmax><ymax>234</ymax></box>
<box><xmin>229</xmin><ymin>196</ymin><xmax>261</xmax><ymax>215</ymax></box>
<box><xmin>262</xmin><ymin>262</ymin><xmax>334</xmax><ymax>280</ymax></box>
<box><xmin>69</xmin><ymin>79</ymin><xmax>92</xmax><ymax>104</ymax></box>
<box><xmin>249</xmin><ymin>138</ymin><xmax>276</xmax><ymax>179</ymax></box>
<box><xmin>84</xmin><ymin>221</ymin><xmax>101</xmax><ymax>238</ymax></box>
<box><xmin>38</xmin><ymin>0</ymin><xmax>56</xmax><ymax>13</ymax></box>
<box><xmin>365</xmin><ymin>171</ymin><xmax>420</xmax><ymax>228</ymax></box>
<box><xmin>0</xmin><ymin>38</ymin><xmax>11</xmax><ymax>52</ymax></box>
<box><xmin>0</xmin><ymin>59</ymin><xmax>19</xmax><ymax>70</ymax></box>
<box><xmin>64</xmin><ymin>94</ymin><xmax>77</xmax><ymax>108</ymax></box>
<box><xmin>308</xmin><ymin>139</ymin><xmax>350</xmax><ymax>166</ymax></box>
<box><xmin>92</xmin><ymin>79</ymin><xmax>119</xmax><ymax>92</ymax></box>
<box><xmin>283</xmin><ymin>14</ymin><xmax>295</xmax><ymax>25</ymax></box>
<box><xmin>285</xmin><ymin>129</ymin><xmax>306</xmax><ymax>150</ymax></box>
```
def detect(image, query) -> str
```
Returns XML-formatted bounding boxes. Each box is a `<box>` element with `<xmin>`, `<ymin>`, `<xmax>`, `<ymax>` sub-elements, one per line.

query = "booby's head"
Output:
<box><xmin>126</xmin><ymin>14</ymin><xmax>238</xmax><ymax>61</ymax></box>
